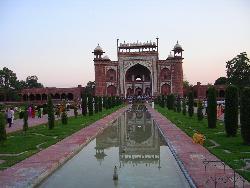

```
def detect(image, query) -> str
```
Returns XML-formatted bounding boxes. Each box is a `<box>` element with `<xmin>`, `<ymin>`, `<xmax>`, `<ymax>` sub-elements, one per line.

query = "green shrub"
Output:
<box><xmin>160</xmin><ymin>95</ymin><xmax>165</xmax><ymax>108</ymax></box>
<box><xmin>103</xmin><ymin>96</ymin><xmax>107</xmax><ymax>109</ymax></box>
<box><xmin>0</xmin><ymin>112</ymin><xmax>7</xmax><ymax>143</ymax></box>
<box><xmin>224</xmin><ymin>85</ymin><xmax>238</xmax><ymax>136</ymax></box>
<box><xmin>167</xmin><ymin>94</ymin><xmax>175</xmax><ymax>110</ymax></box>
<box><xmin>23</xmin><ymin>106</ymin><xmax>28</xmax><ymax>132</ymax></box>
<box><xmin>81</xmin><ymin>92</ymin><xmax>87</xmax><ymax>116</ymax></box>
<box><xmin>19</xmin><ymin>111</ymin><xmax>24</xmax><ymax>119</ymax></box>
<box><xmin>182</xmin><ymin>99</ymin><xmax>186</xmax><ymax>115</ymax></box>
<box><xmin>188</xmin><ymin>91</ymin><xmax>194</xmax><ymax>117</ymax></box>
<box><xmin>73</xmin><ymin>101</ymin><xmax>78</xmax><ymax>118</ymax></box>
<box><xmin>176</xmin><ymin>96</ymin><xmax>181</xmax><ymax>113</ymax></box>
<box><xmin>94</xmin><ymin>96</ymin><xmax>99</xmax><ymax>113</ymax></box>
<box><xmin>47</xmin><ymin>95</ymin><xmax>55</xmax><ymax>129</ymax></box>
<box><xmin>88</xmin><ymin>94</ymin><xmax>93</xmax><ymax>116</ymax></box>
<box><xmin>98</xmin><ymin>96</ymin><xmax>102</xmax><ymax>112</ymax></box>
<box><xmin>240</xmin><ymin>87</ymin><xmax>250</xmax><ymax>144</ymax></box>
<box><xmin>207</xmin><ymin>86</ymin><xmax>217</xmax><ymax>128</ymax></box>
<box><xmin>197</xmin><ymin>100</ymin><xmax>204</xmax><ymax>121</ymax></box>
<box><xmin>61</xmin><ymin>100</ymin><xmax>68</xmax><ymax>124</ymax></box>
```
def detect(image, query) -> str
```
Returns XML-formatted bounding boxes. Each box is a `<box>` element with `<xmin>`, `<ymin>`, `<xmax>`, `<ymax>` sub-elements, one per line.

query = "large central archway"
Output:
<box><xmin>125</xmin><ymin>64</ymin><xmax>152</xmax><ymax>97</ymax></box>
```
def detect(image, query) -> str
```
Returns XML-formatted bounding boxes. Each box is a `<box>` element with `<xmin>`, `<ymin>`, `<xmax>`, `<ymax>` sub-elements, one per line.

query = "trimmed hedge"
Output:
<box><xmin>224</xmin><ymin>85</ymin><xmax>238</xmax><ymax>136</ymax></box>
<box><xmin>47</xmin><ymin>95</ymin><xmax>55</xmax><ymax>130</ymax></box>
<box><xmin>188</xmin><ymin>91</ymin><xmax>194</xmax><ymax>117</ymax></box>
<box><xmin>240</xmin><ymin>87</ymin><xmax>250</xmax><ymax>144</ymax></box>
<box><xmin>207</xmin><ymin>86</ymin><xmax>217</xmax><ymax>128</ymax></box>
<box><xmin>0</xmin><ymin>112</ymin><xmax>7</xmax><ymax>142</ymax></box>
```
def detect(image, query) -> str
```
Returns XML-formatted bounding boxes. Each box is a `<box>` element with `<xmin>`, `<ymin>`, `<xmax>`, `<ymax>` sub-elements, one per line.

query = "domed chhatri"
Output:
<box><xmin>173</xmin><ymin>40</ymin><xmax>183</xmax><ymax>50</ymax></box>
<box><xmin>172</xmin><ymin>40</ymin><xmax>184</xmax><ymax>58</ymax></box>
<box><xmin>94</xmin><ymin>44</ymin><xmax>103</xmax><ymax>52</ymax></box>
<box><xmin>92</xmin><ymin>44</ymin><xmax>105</xmax><ymax>59</ymax></box>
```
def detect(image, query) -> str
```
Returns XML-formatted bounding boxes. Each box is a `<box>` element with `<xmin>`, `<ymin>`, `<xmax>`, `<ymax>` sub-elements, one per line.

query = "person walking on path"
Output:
<box><xmin>38</xmin><ymin>108</ymin><xmax>42</xmax><ymax>118</ymax></box>
<box><xmin>31</xmin><ymin>106</ymin><xmax>36</xmax><ymax>118</ymax></box>
<box><xmin>6</xmin><ymin>108</ymin><xmax>13</xmax><ymax>128</ymax></box>
<box><xmin>10</xmin><ymin>107</ymin><xmax>14</xmax><ymax>124</ymax></box>
<box><xmin>28</xmin><ymin>106</ymin><xmax>32</xmax><ymax>117</ymax></box>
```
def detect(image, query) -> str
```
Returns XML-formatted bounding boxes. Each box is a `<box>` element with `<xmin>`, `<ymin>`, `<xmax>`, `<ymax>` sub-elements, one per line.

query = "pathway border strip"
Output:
<box><xmin>0</xmin><ymin>106</ymin><xmax>128</xmax><ymax>188</ymax></box>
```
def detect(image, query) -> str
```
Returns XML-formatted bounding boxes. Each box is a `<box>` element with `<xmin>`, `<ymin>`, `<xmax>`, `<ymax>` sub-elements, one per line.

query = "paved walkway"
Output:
<box><xmin>147</xmin><ymin>105</ymin><xmax>250</xmax><ymax>188</ymax></box>
<box><xmin>0</xmin><ymin>107</ymin><xmax>127</xmax><ymax>188</ymax></box>
<box><xmin>6</xmin><ymin>109</ymin><xmax>81</xmax><ymax>134</ymax></box>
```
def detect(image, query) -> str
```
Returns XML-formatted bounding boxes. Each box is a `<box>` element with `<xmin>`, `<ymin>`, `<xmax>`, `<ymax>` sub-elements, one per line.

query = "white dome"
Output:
<box><xmin>174</xmin><ymin>41</ymin><xmax>182</xmax><ymax>49</ymax></box>
<box><xmin>94</xmin><ymin>44</ymin><xmax>103</xmax><ymax>52</ymax></box>
<box><xmin>103</xmin><ymin>55</ymin><xmax>110</xmax><ymax>60</ymax></box>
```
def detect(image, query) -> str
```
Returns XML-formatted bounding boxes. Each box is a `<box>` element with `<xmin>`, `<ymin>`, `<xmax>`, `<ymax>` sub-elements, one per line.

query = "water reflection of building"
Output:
<box><xmin>95</xmin><ymin>111</ymin><xmax>163</xmax><ymax>167</ymax></box>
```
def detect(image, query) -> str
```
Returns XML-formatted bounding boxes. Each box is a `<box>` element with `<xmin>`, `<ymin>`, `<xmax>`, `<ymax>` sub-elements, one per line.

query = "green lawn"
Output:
<box><xmin>0</xmin><ymin>105</ymin><xmax>123</xmax><ymax>170</ymax></box>
<box><xmin>156</xmin><ymin>105</ymin><xmax>250</xmax><ymax>182</ymax></box>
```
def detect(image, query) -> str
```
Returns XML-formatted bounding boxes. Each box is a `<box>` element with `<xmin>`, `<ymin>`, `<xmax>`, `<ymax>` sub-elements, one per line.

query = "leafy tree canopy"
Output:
<box><xmin>214</xmin><ymin>77</ymin><xmax>227</xmax><ymax>85</ymax></box>
<box><xmin>26</xmin><ymin>75</ymin><xmax>43</xmax><ymax>88</ymax></box>
<box><xmin>85</xmin><ymin>81</ymin><xmax>95</xmax><ymax>95</ymax></box>
<box><xmin>226</xmin><ymin>52</ymin><xmax>250</xmax><ymax>91</ymax></box>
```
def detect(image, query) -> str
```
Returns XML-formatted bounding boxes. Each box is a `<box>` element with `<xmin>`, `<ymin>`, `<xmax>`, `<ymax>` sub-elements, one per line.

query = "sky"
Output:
<box><xmin>0</xmin><ymin>0</ymin><xmax>250</xmax><ymax>87</ymax></box>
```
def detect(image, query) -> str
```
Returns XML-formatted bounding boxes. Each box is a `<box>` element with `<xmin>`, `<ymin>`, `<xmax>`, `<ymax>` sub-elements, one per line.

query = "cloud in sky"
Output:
<box><xmin>0</xmin><ymin>0</ymin><xmax>250</xmax><ymax>87</ymax></box>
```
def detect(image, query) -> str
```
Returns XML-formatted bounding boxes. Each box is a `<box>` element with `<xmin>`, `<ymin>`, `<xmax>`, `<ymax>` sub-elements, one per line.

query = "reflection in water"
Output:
<box><xmin>40</xmin><ymin>105</ymin><xmax>190</xmax><ymax>188</ymax></box>
<box><xmin>95</xmin><ymin>110</ymin><xmax>163</xmax><ymax>168</ymax></box>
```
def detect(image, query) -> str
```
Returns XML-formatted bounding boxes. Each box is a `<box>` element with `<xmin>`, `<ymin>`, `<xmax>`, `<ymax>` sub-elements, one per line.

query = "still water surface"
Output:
<box><xmin>40</xmin><ymin>108</ymin><xmax>190</xmax><ymax>188</ymax></box>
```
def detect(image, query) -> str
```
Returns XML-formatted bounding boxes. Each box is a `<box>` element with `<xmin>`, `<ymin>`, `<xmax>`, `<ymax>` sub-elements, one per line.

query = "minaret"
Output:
<box><xmin>93</xmin><ymin>44</ymin><xmax>106</xmax><ymax>96</ymax></box>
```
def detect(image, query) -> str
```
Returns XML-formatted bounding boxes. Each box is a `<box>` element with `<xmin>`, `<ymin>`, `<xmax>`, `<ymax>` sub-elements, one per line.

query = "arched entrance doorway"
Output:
<box><xmin>161</xmin><ymin>84</ymin><xmax>170</xmax><ymax>95</ymax></box>
<box><xmin>107</xmin><ymin>85</ymin><xmax>116</xmax><ymax>96</ymax></box>
<box><xmin>125</xmin><ymin>64</ymin><xmax>151</xmax><ymax>97</ymax></box>
<box><xmin>135</xmin><ymin>87</ymin><xmax>143</xmax><ymax>96</ymax></box>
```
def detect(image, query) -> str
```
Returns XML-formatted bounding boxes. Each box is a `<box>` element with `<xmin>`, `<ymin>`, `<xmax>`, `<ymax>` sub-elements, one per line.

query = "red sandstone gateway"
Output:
<box><xmin>93</xmin><ymin>39</ymin><xmax>184</xmax><ymax>97</ymax></box>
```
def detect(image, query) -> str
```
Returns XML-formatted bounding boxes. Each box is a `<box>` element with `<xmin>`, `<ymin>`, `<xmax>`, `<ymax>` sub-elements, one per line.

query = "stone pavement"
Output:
<box><xmin>0</xmin><ymin>107</ymin><xmax>127</xmax><ymax>188</ymax></box>
<box><xmin>6</xmin><ymin>109</ymin><xmax>81</xmax><ymax>134</ymax></box>
<box><xmin>147</xmin><ymin>105</ymin><xmax>250</xmax><ymax>188</ymax></box>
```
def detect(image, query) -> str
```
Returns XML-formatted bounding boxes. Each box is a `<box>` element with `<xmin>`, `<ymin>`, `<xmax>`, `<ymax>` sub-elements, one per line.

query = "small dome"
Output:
<box><xmin>94</xmin><ymin>44</ymin><xmax>103</xmax><ymax>52</ymax></box>
<box><xmin>103</xmin><ymin>55</ymin><xmax>110</xmax><ymax>60</ymax></box>
<box><xmin>174</xmin><ymin>41</ymin><xmax>182</xmax><ymax>50</ymax></box>
<box><xmin>167</xmin><ymin>52</ymin><xmax>174</xmax><ymax>59</ymax></box>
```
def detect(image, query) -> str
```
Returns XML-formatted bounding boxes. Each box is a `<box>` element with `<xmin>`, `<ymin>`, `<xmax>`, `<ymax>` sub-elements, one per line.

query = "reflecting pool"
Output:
<box><xmin>40</xmin><ymin>106</ymin><xmax>190</xmax><ymax>188</ymax></box>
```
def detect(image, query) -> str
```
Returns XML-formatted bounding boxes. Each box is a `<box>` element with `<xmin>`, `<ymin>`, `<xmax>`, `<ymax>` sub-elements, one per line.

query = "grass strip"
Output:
<box><xmin>156</xmin><ymin>105</ymin><xmax>250</xmax><ymax>182</ymax></box>
<box><xmin>0</xmin><ymin>105</ymin><xmax>124</xmax><ymax>170</ymax></box>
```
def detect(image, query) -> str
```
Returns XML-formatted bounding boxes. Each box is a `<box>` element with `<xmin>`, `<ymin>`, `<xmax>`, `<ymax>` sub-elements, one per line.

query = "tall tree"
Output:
<box><xmin>207</xmin><ymin>86</ymin><xmax>217</xmax><ymax>128</ymax></box>
<box><xmin>226</xmin><ymin>52</ymin><xmax>250</xmax><ymax>92</ymax></box>
<box><xmin>224</xmin><ymin>85</ymin><xmax>238</xmax><ymax>136</ymax></box>
<box><xmin>0</xmin><ymin>67</ymin><xmax>18</xmax><ymax>101</ymax></box>
<box><xmin>0</xmin><ymin>112</ymin><xmax>7</xmax><ymax>143</ymax></box>
<box><xmin>214</xmin><ymin>77</ymin><xmax>228</xmax><ymax>85</ymax></box>
<box><xmin>88</xmin><ymin>94</ymin><xmax>93</xmax><ymax>116</ymax></box>
<box><xmin>81</xmin><ymin>92</ymin><xmax>87</xmax><ymax>116</ymax></box>
<box><xmin>85</xmin><ymin>81</ymin><xmax>95</xmax><ymax>95</ymax></box>
<box><xmin>47</xmin><ymin>95</ymin><xmax>55</xmax><ymax>129</ymax></box>
<box><xmin>188</xmin><ymin>91</ymin><xmax>194</xmax><ymax>117</ymax></box>
<box><xmin>240</xmin><ymin>87</ymin><xmax>250</xmax><ymax>145</ymax></box>
<box><xmin>197</xmin><ymin>100</ymin><xmax>204</xmax><ymax>121</ymax></box>
<box><xmin>26</xmin><ymin>75</ymin><xmax>43</xmax><ymax>88</ymax></box>
<box><xmin>182</xmin><ymin>98</ymin><xmax>186</xmax><ymax>116</ymax></box>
